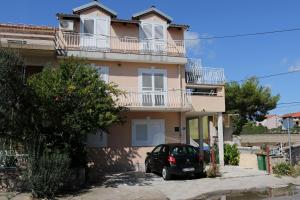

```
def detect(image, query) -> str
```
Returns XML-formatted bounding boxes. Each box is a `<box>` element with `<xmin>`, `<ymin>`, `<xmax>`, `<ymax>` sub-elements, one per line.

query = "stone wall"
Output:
<box><xmin>0</xmin><ymin>168</ymin><xmax>22</xmax><ymax>191</ymax></box>
<box><xmin>240</xmin><ymin>134</ymin><xmax>300</xmax><ymax>146</ymax></box>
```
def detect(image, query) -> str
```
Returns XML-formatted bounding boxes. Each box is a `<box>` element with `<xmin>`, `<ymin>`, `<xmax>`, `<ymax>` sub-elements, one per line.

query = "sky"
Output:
<box><xmin>1</xmin><ymin>0</ymin><xmax>300</xmax><ymax>115</ymax></box>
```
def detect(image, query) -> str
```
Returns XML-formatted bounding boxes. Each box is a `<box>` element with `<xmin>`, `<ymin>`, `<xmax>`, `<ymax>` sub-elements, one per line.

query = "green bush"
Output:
<box><xmin>272</xmin><ymin>162</ymin><xmax>293</xmax><ymax>176</ymax></box>
<box><xmin>241</xmin><ymin>121</ymin><xmax>268</xmax><ymax>135</ymax></box>
<box><xmin>25</xmin><ymin>150</ymin><xmax>70</xmax><ymax>199</ymax></box>
<box><xmin>224</xmin><ymin>144</ymin><xmax>240</xmax><ymax>165</ymax></box>
<box><xmin>206</xmin><ymin>165</ymin><xmax>221</xmax><ymax>178</ymax></box>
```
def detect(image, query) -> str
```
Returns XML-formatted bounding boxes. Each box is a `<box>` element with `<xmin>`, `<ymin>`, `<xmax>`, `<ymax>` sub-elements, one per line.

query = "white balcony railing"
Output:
<box><xmin>117</xmin><ymin>89</ymin><xmax>192</xmax><ymax>110</ymax></box>
<box><xmin>57</xmin><ymin>31</ymin><xmax>185</xmax><ymax>57</ymax></box>
<box><xmin>185</xmin><ymin>59</ymin><xmax>225</xmax><ymax>85</ymax></box>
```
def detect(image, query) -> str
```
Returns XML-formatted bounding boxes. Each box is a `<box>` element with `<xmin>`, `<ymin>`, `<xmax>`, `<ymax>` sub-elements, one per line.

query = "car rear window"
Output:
<box><xmin>171</xmin><ymin>146</ymin><xmax>197</xmax><ymax>155</ymax></box>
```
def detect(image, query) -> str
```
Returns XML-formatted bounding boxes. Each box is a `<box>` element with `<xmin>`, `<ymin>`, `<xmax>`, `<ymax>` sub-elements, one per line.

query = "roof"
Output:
<box><xmin>132</xmin><ymin>6</ymin><xmax>173</xmax><ymax>23</ymax></box>
<box><xmin>56</xmin><ymin>13</ymin><xmax>80</xmax><ymax>20</ymax></box>
<box><xmin>169</xmin><ymin>23</ymin><xmax>189</xmax><ymax>30</ymax></box>
<box><xmin>73</xmin><ymin>1</ymin><xmax>117</xmax><ymax>17</ymax></box>
<box><xmin>282</xmin><ymin>112</ymin><xmax>300</xmax><ymax>118</ymax></box>
<box><xmin>265</xmin><ymin>114</ymin><xmax>281</xmax><ymax>119</ymax></box>
<box><xmin>0</xmin><ymin>23</ymin><xmax>56</xmax><ymax>35</ymax></box>
<box><xmin>111</xmin><ymin>18</ymin><xmax>140</xmax><ymax>25</ymax></box>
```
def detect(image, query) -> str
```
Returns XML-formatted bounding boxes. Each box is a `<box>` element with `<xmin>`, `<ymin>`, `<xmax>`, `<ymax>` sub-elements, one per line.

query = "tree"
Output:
<box><xmin>0</xmin><ymin>48</ymin><xmax>32</xmax><ymax>143</ymax></box>
<box><xmin>225</xmin><ymin>78</ymin><xmax>280</xmax><ymax>134</ymax></box>
<box><xmin>0</xmin><ymin>50</ymin><xmax>125</xmax><ymax>167</ymax></box>
<box><xmin>27</xmin><ymin>58</ymin><xmax>125</xmax><ymax>167</ymax></box>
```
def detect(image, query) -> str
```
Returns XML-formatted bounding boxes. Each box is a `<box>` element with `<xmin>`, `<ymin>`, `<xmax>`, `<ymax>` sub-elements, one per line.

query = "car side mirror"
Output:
<box><xmin>146</xmin><ymin>152</ymin><xmax>151</xmax><ymax>156</ymax></box>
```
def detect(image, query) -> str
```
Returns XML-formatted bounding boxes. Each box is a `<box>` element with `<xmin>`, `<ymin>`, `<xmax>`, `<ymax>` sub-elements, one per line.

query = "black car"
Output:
<box><xmin>145</xmin><ymin>143</ymin><xmax>204</xmax><ymax>180</ymax></box>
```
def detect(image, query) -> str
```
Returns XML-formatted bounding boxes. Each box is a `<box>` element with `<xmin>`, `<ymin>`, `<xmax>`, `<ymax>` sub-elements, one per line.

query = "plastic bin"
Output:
<box><xmin>257</xmin><ymin>154</ymin><xmax>267</xmax><ymax>170</ymax></box>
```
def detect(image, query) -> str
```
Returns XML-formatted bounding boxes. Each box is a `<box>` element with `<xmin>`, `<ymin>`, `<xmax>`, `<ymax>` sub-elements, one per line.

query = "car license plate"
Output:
<box><xmin>183</xmin><ymin>167</ymin><xmax>195</xmax><ymax>172</ymax></box>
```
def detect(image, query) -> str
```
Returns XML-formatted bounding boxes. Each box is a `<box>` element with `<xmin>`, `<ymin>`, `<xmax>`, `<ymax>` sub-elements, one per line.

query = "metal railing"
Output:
<box><xmin>185</xmin><ymin>59</ymin><xmax>225</xmax><ymax>85</ymax></box>
<box><xmin>117</xmin><ymin>89</ymin><xmax>192</xmax><ymax>109</ymax></box>
<box><xmin>57</xmin><ymin>31</ymin><xmax>185</xmax><ymax>57</ymax></box>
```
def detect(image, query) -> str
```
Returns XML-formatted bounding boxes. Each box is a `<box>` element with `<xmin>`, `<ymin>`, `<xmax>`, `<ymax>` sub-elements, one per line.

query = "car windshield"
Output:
<box><xmin>171</xmin><ymin>146</ymin><xmax>197</xmax><ymax>155</ymax></box>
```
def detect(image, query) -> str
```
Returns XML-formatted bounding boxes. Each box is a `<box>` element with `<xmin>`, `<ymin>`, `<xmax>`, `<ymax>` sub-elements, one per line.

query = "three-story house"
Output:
<box><xmin>0</xmin><ymin>1</ymin><xmax>226</xmax><ymax>176</ymax></box>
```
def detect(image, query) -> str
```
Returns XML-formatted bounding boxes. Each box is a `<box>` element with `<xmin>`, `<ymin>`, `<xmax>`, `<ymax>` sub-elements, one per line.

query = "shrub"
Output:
<box><xmin>24</xmin><ymin>150</ymin><xmax>70</xmax><ymax>199</ymax></box>
<box><xmin>272</xmin><ymin>162</ymin><xmax>293</xmax><ymax>176</ymax></box>
<box><xmin>206</xmin><ymin>165</ymin><xmax>221</xmax><ymax>178</ymax></box>
<box><xmin>224</xmin><ymin>144</ymin><xmax>240</xmax><ymax>165</ymax></box>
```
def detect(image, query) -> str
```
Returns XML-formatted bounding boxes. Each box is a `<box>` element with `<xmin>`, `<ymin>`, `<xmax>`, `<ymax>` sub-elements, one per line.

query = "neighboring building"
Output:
<box><xmin>282</xmin><ymin>112</ymin><xmax>300</xmax><ymax>127</ymax></box>
<box><xmin>0</xmin><ymin>1</ymin><xmax>226</xmax><ymax>173</ymax></box>
<box><xmin>256</xmin><ymin>115</ymin><xmax>282</xmax><ymax>129</ymax></box>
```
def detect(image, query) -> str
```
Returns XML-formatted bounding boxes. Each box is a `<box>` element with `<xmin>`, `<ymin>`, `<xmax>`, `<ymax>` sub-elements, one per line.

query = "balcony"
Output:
<box><xmin>55</xmin><ymin>31</ymin><xmax>186</xmax><ymax>63</ymax></box>
<box><xmin>117</xmin><ymin>89</ymin><xmax>192</xmax><ymax>111</ymax></box>
<box><xmin>185</xmin><ymin>59</ymin><xmax>225</xmax><ymax>85</ymax></box>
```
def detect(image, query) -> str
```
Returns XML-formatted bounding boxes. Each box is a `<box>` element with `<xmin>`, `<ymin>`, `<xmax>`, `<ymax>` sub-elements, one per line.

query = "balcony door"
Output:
<box><xmin>80</xmin><ymin>16</ymin><xmax>110</xmax><ymax>49</ymax></box>
<box><xmin>139</xmin><ymin>69</ymin><xmax>167</xmax><ymax>107</ymax></box>
<box><xmin>140</xmin><ymin>23</ymin><xmax>166</xmax><ymax>53</ymax></box>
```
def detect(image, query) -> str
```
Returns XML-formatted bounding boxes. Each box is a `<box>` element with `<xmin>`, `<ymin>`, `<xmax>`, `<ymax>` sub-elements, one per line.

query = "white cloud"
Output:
<box><xmin>288</xmin><ymin>62</ymin><xmax>300</xmax><ymax>72</ymax></box>
<box><xmin>184</xmin><ymin>31</ymin><xmax>201</xmax><ymax>56</ymax></box>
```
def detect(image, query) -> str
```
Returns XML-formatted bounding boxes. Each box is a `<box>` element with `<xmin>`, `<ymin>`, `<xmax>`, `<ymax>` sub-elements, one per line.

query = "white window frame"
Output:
<box><xmin>80</xmin><ymin>15</ymin><xmax>110</xmax><ymax>49</ymax></box>
<box><xmin>139</xmin><ymin>21</ymin><xmax>167</xmax><ymax>52</ymax></box>
<box><xmin>86</xmin><ymin>130</ymin><xmax>108</xmax><ymax>148</ymax></box>
<box><xmin>138</xmin><ymin>68</ymin><xmax>167</xmax><ymax>107</ymax></box>
<box><xmin>91</xmin><ymin>64</ymin><xmax>109</xmax><ymax>83</ymax></box>
<box><xmin>132</xmin><ymin>119</ymin><xmax>165</xmax><ymax>147</ymax></box>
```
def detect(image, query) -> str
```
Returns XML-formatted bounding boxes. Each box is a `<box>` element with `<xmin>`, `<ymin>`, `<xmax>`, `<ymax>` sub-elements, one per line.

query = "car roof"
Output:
<box><xmin>163</xmin><ymin>143</ymin><xmax>193</xmax><ymax>148</ymax></box>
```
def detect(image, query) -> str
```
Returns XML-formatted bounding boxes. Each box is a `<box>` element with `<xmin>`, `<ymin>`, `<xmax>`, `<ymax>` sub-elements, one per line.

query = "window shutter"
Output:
<box><xmin>94</xmin><ymin>66</ymin><xmax>109</xmax><ymax>83</ymax></box>
<box><xmin>154</xmin><ymin>25</ymin><xmax>164</xmax><ymax>40</ymax></box>
<box><xmin>83</xmin><ymin>19</ymin><xmax>94</xmax><ymax>34</ymax></box>
<box><xmin>142</xmin><ymin>23</ymin><xmax>153</xmax><ymax>39</ymax></box>
<box><xmin>86</xmin><ymin>130</ymin><xmax>107</xmax><ymax>148</ymax></box>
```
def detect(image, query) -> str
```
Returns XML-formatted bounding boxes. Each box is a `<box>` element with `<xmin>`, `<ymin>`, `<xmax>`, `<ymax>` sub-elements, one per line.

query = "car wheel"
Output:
<box><xmin>145</xmin><ymin>160</ymin><xmax>151</xmax><ymax>173</ymax></box>
<box><xmin>194</xmin><ymin>172</ymin><xmax>202</xmax><ymax>179</ymax></box>
<box><xmin>162</xmin><ymin>167</ymin><xmax>172</xmax><ymax>180</ymax></box>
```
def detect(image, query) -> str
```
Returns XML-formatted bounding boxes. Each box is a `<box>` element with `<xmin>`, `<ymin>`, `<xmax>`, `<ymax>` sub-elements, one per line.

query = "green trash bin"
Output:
<box><xmin>257</xmin><ymin>154</ymin><xmax>267</xmax><ymax>170</ymax></box>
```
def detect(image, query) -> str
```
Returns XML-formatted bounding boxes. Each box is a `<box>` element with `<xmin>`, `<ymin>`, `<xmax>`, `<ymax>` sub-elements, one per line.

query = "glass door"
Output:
<box><xmin>140</xmin><ymin>70</ymin><xmax>166</xmax><ymax>107</ymax></box>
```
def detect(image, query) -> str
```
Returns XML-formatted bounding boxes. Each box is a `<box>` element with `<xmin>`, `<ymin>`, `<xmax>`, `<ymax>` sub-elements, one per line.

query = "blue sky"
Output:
<box><xmin>1</xmin><ymin>0</ymin><xmax>300</xmax><ymax>115</ymax></box>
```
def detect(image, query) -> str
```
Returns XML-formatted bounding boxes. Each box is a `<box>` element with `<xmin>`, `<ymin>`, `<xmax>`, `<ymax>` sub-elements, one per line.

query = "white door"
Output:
<box><xmin>80</xmin><ymin>16</ymin><xmax>110</xmax><ymax>49</ymax></box>
<box><xmin>132</xmin><ymin>119</ymin><xmax>165</xmax><ymax>146</ymax></box>
<box><xmin>139</xmin><ymin>69</ymin><xmax>167</xmax><ymax>106</ymax></box>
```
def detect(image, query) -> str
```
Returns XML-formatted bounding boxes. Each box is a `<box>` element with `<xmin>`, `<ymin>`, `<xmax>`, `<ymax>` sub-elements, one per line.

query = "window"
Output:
<box><xmin>91</xmin><ymin>64</ymin><xmax>109</xmax><ymax>83</ymax></box>
<box><xmin>171</xmin><ymin>146</ymin><xmax>197</xmax><ymax>155</ymax></box>
<box><xmin>132</xmin><ymin>120</ymin><xmax>165</xmax><ymax>146</ymax></box>
<box><xmin>86</xmin><ymin>130</ymin><xmax>107</xmax><ymax>148</ymax></box>
<box><xmin>83</xmin><ymin>19</ymin><xmax>94</xmax><ymax>34</ymax></box>
<box><xmin>139</xmin><ymin>69</ymin><xmax>167</xmax><ymax>106</ymax></box>
<box><xmin>152</xmin><ymin>145</ymin><xmax>162</xmax><ymax>154</ymax></box>
<box><xmin>140</xmin><ymin>22</ymin><xmax>166</xmax><ymax>52</ymax></box>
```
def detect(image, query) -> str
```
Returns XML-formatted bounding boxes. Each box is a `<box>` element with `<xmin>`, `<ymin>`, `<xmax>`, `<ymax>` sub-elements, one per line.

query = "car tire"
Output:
<box><xmin>162</xmin><ymin>167</ymin><xmax>172</xmax><ymax>180</ymax></box>
<box><xmin>194</xmin><ymin>172</ymin><xmax>202</xmax><ymax>179</ymax></box>
<box><xmin>145</xmin><ymin>161</ymin><xmax>151</xmax><ymax>173</ymax></box>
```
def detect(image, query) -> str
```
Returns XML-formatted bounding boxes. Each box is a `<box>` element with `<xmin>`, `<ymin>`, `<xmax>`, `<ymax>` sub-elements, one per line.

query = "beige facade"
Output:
<box><xmin>1</xmin><ymin>1</ymin><xmax>227</xmax><ymax>172</ymax></box>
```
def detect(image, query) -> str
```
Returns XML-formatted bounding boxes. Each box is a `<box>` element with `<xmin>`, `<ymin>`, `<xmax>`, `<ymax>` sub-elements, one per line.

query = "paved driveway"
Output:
<box><xmin>8</xmin><ymin>166</ymin><xmax>300</xmax><ymax>200</ymax></box>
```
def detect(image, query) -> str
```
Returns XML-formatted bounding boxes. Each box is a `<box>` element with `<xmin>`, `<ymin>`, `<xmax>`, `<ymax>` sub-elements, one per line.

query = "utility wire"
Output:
<box><xmin>185</xmin><ymin>27</ymin><xmax>300</xmax><ymax>40</ymax></box>
<box><xmin>277</xmin><ymin>101</ymin><xmax>300</xmax><ymax>105</ymax></box>
<box><xmin>227</xmin><ymin>68</ymin><xmax>300</xmax><ymax>83</ymax></box>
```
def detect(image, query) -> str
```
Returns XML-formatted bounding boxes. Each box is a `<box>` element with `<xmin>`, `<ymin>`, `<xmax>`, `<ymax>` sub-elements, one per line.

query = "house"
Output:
<box><xmin>0</xmin><ymin>1</ymin><xmax>226</xmax><ymax>174</ymax></box>
<box><xmin>256</xmin><ymin>115</ymin><xmax>282</xmax><ymax>129</ymax></box>
<box><xmin>282</xmin><ymin>112</ymin><xmax>300</xmax><ymax>127</ymax></box>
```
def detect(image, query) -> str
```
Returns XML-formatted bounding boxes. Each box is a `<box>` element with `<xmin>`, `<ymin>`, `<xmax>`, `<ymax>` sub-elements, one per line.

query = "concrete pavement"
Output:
<box><xmin>6</xmin><ymin>166</ymin><xmax>300</xmax><ymax>200</ymax></box>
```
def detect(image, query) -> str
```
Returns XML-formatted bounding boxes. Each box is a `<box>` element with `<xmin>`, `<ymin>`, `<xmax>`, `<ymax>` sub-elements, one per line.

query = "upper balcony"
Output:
<box><xmin>55</xmin><ymin>31</ymin><xmax>187</xmax><ymax>64</ymax></box>
<box><xmin>185</xmin><ymin>59</ymin><xmax>225</xmax><ymax>85</ymax></box>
